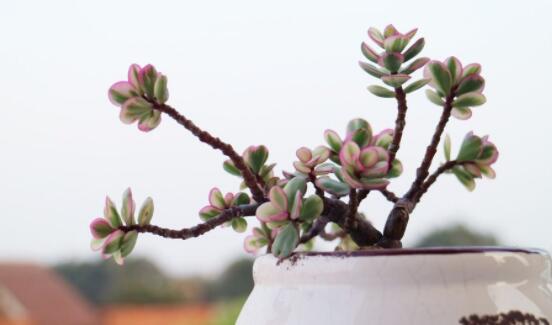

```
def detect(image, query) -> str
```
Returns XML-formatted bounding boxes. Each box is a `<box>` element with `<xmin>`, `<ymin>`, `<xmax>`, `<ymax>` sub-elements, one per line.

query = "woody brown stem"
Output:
<box><xmin>154</xmin><ymin>103</ymin><xmax>265</xmax><ymax>202</ymax></box>
<box><xmin>119</xmin><ymin>203</ymin><xmax>259</xmax><ymax>240</ymax></box>
<box><xmin>378</xmin><ymin>90</ymin><xmax>456</xmax><ymax>248</ymax></box>
<box><xmin>387</xmin><ymin>87</ymin><xmax>408</xmax><ymax>169</ymax></box>
<box><xmin>414</xmin><ymin>160</ymin><xmax>459</xmax><ymax>204</ymax></box>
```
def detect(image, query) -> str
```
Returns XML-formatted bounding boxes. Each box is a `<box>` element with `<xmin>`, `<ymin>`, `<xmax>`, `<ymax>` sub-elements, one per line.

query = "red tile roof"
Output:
<box><xmin>0</xmin><ymin>264</ymin><xmax>99</xmax><ymax>325</ymax></box>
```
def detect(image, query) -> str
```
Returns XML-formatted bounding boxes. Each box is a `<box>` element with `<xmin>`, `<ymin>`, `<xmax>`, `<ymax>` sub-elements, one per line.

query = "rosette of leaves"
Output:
<box><xmin>223</xmin><ymin>145</ymin><xmax>278</xmax><ymax>190</ymax></box>
<box><xmin>317</xmin><ymin>119</ymin><xmax>403</xmax><ymax>193</ymax></box>
<box><xmin>255</xmin><ymin>177</ymin><xmax>324</xmax><ymax>257</ymax></box>
<box><xmin>444</xmin><ymin>132</ymin><xmax>499</xmax><ymax>191</ymax></box>
<box><xmin>424</xmin><ymin>57</ymin><xmax>486</xmax><ymax>120</ymax></box>
<box><xmin>89</xmin><ymin>188</ymin><xmax>154</xmax><ymax>265</ymax></box>
<box><xmin>199</xmin><ymin>188</ymin><xmax>251</xmax><ymax>232</ymax></box>
<box><xmin>293</xmin><ymin>146</ymin><xmax>331</xmax><ymax>175</ymax></box>
<box><xmin>359</xmin><ymin>24</ymin><xmax>431</xmax><ymax>97</ymax></box>
<box><xmin>108</xmin><ymin>64</ymin><xmax>169</xmax><ymax>131</ymax></box>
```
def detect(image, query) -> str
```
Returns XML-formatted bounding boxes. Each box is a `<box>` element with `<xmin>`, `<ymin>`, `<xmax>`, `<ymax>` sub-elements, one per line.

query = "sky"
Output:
<box><xmin>1</xmin><ymin>0</ymin><xmax>551</xmax><ymax>276</ymax></box>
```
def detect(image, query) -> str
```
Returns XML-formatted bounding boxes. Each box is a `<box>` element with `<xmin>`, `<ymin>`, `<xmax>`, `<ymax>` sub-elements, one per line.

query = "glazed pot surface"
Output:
<box><xmin>237</xmin><ymin>247</ymin><xmax>552</xmax><ymax>325</ymax></box>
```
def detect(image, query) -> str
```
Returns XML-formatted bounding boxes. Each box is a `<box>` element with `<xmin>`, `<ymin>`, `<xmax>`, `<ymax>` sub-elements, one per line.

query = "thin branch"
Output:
<box><xmin>378</xmin><ymin>90</ymin><xmax>456</xmax><ymax>248</ymax></box>
<box><xmin>414</xmin><ymin>160</ymin><xmax>466</xmax><ymax>204</ymax></box>
<box><xmin>378</xmin><ymin>188</ymin><xmax>399</xmax><ymax>203</ymax></box>
<box><xmin>153</xmin><ymin>103</ymin><xmax>265</xmax><ymax>202</ymax></box>
<box><xmin>387</xmin><ymin>87</ymin><xmax>408</xmax><ymax>169</ymax></box>
<box><xmin>119</xmin><ymin>203</ymin><xmax>259</xmax><ymax>240</ymax></box>
<box><xmin>357</xmin><ymin>189</ymin><xmax>370</xmax><ymax>203</ymax></box>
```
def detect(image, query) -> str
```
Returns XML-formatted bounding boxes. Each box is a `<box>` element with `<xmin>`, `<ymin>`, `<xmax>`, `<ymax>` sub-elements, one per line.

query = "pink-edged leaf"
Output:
<box><xmin>361</xmin><ymin>161</ymin><xmax>389</xmax><ymax>178</ymax></box>
<box><xmin>456</xmin><ymin>74</ymin><xmax>485</xmax><ymax>96</ymax></box>
<box><xmin>373</xmin><ymin>146</ymin><xmax>390</xmax><ymax>162</ymax></box>
<box><xmin>378</xmin><ymin>52</ymin><xmax>404</xmax><ymax>73</ymax></box>
<box><xmin>90</xmin><ymin>218</ymin><xmax>114</xmax><ymax>239</ymax></box>
<box><xmin>339</xmin><ymin>141</ymin><xmax>361</xmax><ymax>168</ymax></box>
<box><xmin>403</xmin><ymin>38</ymin><xmax>425</xmax><ymax>62</ymax></box>
<box><xmin>383</xmin><ymin>24</ymin><xmax>398</xmax><ymax>38</ymax></box>
<box><xmin>451</xmin><ymin>107</ymin><xmax>473</xmax><ymax>120</ymax></box>
<box><xmin>341</xmin><ymin>169</ymin><xmax>364</xmax><ymax>189</ymax></box>
<box><xmin>137</xmin><ymin>197</ymin><xmax>154</xmax><ymax>226</ymax></box>
<box><xmin>127</xmin><ymin>64</ymin><xmax>142</xmax><ymax>91</ymax></box>
<box><xmin>361</xmin><ymin>42</ymin><xmax>380</xmax><ymax>63</ymax></box>
<box><xmin>453</xmin><ymin>93</ymin><xmax>486</xmax><ymax>108</ymax></box>
<box><xmin>296</xmin><ymin>147</ymin><xmax>312</xmax><ymax>163</ymax></box>
<box><xmin>401</xmin><ymin>57</ymin><xmax>430</xmax><ymax>75</ymax></box>
<box><xmin>224</xmin><ymin>192</ymin><xmax>235</xmax><ymax>207</ymax></box>
<box><xmin>137</xmin><ymin>110</ymin><xmax>162</xmax><ymax>132</ymax></box>
<box><xmin>104</xmin><ymin>196</ymin><xmax>122</xmax><ymax>228</ymax></box>
<box><xmin>368</xmin><ymin>27</ymin><xmax>384</xmax><ymax>47</ymax></box>
<box><xmin>479</xmin><ymin>165</ymin><xmax>496</xmax><ymax>179</ymax></box>
<box><xmin>138</xmin><ymin>64</ymin><xmax>158</xmax><ymax>99</ymax></box>
<box><xmin>324</xmin><ymin>129</ymin><xmax>342</xmax><ymax>153</ymax></box>
<box><xmin>383</xmin><ymin>35</ymin><xmax>409</xmax><ymax>53</ymax></box>
<box><xmin>424</xmin><ymin>61</ymin><xmax>452</xmax><ymax>95</ymax></box>
<box><xmin>121</xmin><ymin>188</ymin><xmax>135</xmax><ymax>226</ymax></box>
<box><xmin>91</xmin><ymin>238</ymin><xmax>105</xmax><ymax>251</ymax></box>
<box><xmin>359</xmin><ymin>177</ymin><xmax>390</xmax><ymax>190</ymax></box>
<box><xmin>120</xmin><ymin>97</ymin><xmax>153</xmax><ymax>124</ymax></box>
<box><xmin>112</xmin><ymin>251</ymin><xmax>124</xmax><ymax>266</ymax></box>
<box><xmin>102</xmin><ymin>230</ymin><xmax>124</xmax><ymax>255</ymax></box>
<box><xmin>425</xmin><ymin>89</ymin><xmax>445</xmax><ymax>106</ymax></box>
<box><xmin>208</xmin><ymin>187</ymin><xmax>226</xmax><ymax>209</ymax></box>
<box><xmin>359</xmin><ymin>61</ymin><xmax>385</xmax><ymax>78</ymax></box>
<box><xmin>312</xmin><ymin>146</ymin><xmax>330</xmax><ymax>164</ymax></box>
<box><xmin>108</xmin><ymin>81</ymin><xmax>137</xmax><ymax>106</ymax></box>
<box><xmin>381</xmin><ymin>74</ymin><xmax>411</xmax><ymax>88</ymax></box>
<box><xmin>404</xmin><ymin>28</ymin><xmax>418</xmax><ymax>41</ymax></box>
<box><xmin>199</xmin><ymin>205</ymin><xmax>222</xmax><ymax>221</ymax></box>
<box><xmin>120</xmin><ymin>231</ymin><xmax>138</xmax><ymax>257</ymax></box>
<box><xmin>372</xmin><ymin>129</ymin><xmax>394</xmax><ymax>148</ymax></box>
<box><xmin>244</xmin><ymin>235</ymin><xmax>259</xmax><ymax>254</ymax></box>
<box><xmin>462</xmin><ymin>63</ymin><xmax>482</xmax><ymax>78</ymax></box>
<box><xmin>445</xmin><ymin>56</ymin><xmax>463</xmax><ymax>85</ymax></box>
<box><xmin>359</xmin><ymin>147</ymin><xmax>379</xmax><ymax>169</ymax></box>
<box><xmin>289</xmin><ymin>191</ymin><xmax>303</xmax><ymax>220</ymax></box>
<box><xmin>293</xmin><ymin>161</ymin><xmax>311</xmax><ymax>174</ymax></box>
<box><xmin>256</xmin><ymin>202</ymin><xmax>288</xmax><ymax>222</ymax></box>
<box><xmin>153</xmin><ymin>74</ymin><xmax>169</xmax><ymax>104</ymax></box>
<box><xmin>269</xmin><ymin>186</ymin><xmax>288</xmax><ymax>212</ymax></box>
<box><xmin>464</xmin><ymin>163</ymin><xmax>482</xmax><ymax>178</ymax></box>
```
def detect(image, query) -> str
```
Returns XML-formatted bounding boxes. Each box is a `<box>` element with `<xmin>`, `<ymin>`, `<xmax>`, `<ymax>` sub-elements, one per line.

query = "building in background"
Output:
<box><xmin>0</xmin><ymin>264</ymin><xmax>99</xmax><ymax>325</ymax></box>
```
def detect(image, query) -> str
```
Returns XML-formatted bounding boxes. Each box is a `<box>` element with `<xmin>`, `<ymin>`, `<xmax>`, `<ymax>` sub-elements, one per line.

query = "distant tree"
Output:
<box><xmin>55</xmin><ymin>258</ymin><xmax>184</xmax><ymax>305</ymax></box>
<box><xmin>414</xmin><ymin>223</ymin><xmax>500</xmax><ymax>247</ymax></box>
<box><xmin>206</xmin><ymin>258</ymin><xmax>254</xmax><ymax>302</ymax></box>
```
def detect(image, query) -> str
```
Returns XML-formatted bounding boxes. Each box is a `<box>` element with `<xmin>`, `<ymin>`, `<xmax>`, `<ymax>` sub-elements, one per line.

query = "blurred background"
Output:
<box><xmin>1</xmin><ymin>0</ymin><xmax>551</xmax><ymax>324</ymax></box>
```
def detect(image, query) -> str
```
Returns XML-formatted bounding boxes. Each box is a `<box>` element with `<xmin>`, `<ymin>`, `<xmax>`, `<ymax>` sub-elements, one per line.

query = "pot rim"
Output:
<box><xmin>288</xmin><ymin>246</ymin><xmax>547</xmax><ymax>258</ymax></box>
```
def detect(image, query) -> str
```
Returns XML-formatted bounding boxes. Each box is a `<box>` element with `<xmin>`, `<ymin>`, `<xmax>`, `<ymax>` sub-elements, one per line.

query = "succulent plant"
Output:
<box><xmin>90</xmin><ymin>24</ymin><xmax>499</xmax><ymax>262</ymax></box>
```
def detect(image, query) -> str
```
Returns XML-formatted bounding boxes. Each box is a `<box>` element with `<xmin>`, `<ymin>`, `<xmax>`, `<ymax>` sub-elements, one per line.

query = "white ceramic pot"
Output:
<box><xmin>237</xmin><ymin>248</ymin><xmax>552</xmax><ymax>325</ymax></box>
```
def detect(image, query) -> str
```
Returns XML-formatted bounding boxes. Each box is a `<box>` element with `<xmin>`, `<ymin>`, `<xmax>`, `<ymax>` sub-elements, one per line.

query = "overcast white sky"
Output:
<box><xmin>1</xmin><ymin>0</ymin><xmax>551</xmax><ymax>276</ymax></box>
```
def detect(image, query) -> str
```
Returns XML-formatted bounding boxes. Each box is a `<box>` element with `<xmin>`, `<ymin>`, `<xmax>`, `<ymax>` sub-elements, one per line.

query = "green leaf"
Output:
<box><xmin>453</xmin><ymin>93</ymin><xmax>486</xmax><ymax>108</ymax></box>
<box><xmin>104</xmin><ymin>197</ymin><xmax>123</xmax><ymax>228</ymax></box>
<box><xmin>426</xmin><ymin>61</ymin><xmax>452</xmax><ymax>95</ymax></box>
<box><xmin>299</xmin><ymin>195</ymin><xmax>324</xmax><ymax>222</ymax></box>
<box><xmin>350</xmin><ymin>128</ymin><xmax>372</xmax><ymax>148</ymax></box>
<box><xmin>315</xmin><ymin>177</ymin><xmax>350</xmax><ymax>197</ymax></box>
<box><xmin>451</xmin><ymin>107</ymin><xmax>472</xmax><ymax>120</ymax></box>
<box><xmin>121</xmin><ymin>188</ymin><xmax>135</xmax><ymax>226</ymax></box>
<box><xmin>456</xmin><ymin>75</ymin><xmax>485</xmax><ymax>96</ymax></box>
<box><xmin>223</xmin><ymin>160</ymin><xmax>241</xmax><ymax>176</ymax></box>
<box><xmin>444</xmin><ymin>134</ymin><xmax>451</xmax><ymax>161</ymax></box>
<box><xmin>445</xmin><ymin>57</ymin><xmax>462</xmax><ymax>85</ymax></box>
<box><xmin>383</xmin><ymin>35</ymin><xmax>409</xmax><ymax>53</ymax></box>
<box><xmin>387</xmin><ymin>159</ymin><xmax>403</xmax><ymax>178</ymax></box>
<box><xmin>244</xmin><ymin>145</ymin><xmax>269</xmax><ymax>174</ymax></box>
<box><xmin>232</xmin><ymin>192</ymin><xmax>250</xmax><ymax>206</ymax></box>
<box><xmin>367</xmin><ymin>85</ymin><xmax>395</xmax><ymax>98</ymax></box>
<box><xmin>425</xmin><ymin>89</ymin><xmax>445</xmax><ymax>106</ymax></box>
<box><xmin>283</xmin><ymin>177</ymin><xmax>307</xmax><ymax>208</ymax></box>
<box><xmin>103</xmin><ymin>231</ymin><xmax>124</xmax><ymax>255</ymax></box>
<box><xmin>403</xmin><ymin>38</ymin><xmax>425</xmax><ymax>62</ymax></box>
<box><xmin>138</xmin><ymin>197</ymin><xmax>154</xmax><ymax>226</ymax></box>
<box><xmin>452</xmin><ymin>166</ymin><xmax>476</xmax><ymax>191</ymax></box>
<box><xmin>380</xmin><ymin>53</ymin><xmax>403</xmax><ymax>73</ymax></box>
<box><xmin>324</xmin><ymin>130</ymin><xmax>342</xmax><ymax>153</ymax></box>
<box><xmin>272</xmin><ymin>223</ymin><xmax>299</xmax><ymax>258</ymax></box>
<box><xmin>359</xmin><ymin>61</ymin><xmax>385</xmax><ymax>78</ymax></box>
<box><xmin>346</xmin><ymin>118</ymin><xmax>371</xmax><ymax>134</ymax></box>
<box><xmin>121</xmin><ymin>231</ymin><xmax>138</xmax><ymax>257</ymax></box>
<box><xmin>153</xmin><ymin>74</ymin><xmax>169</xmax><ymax>104</ymax></box>
<box><xmin>457</xmin><ymin>134</ymin><xmax>482</xmax><ymax>161</ymax></box>
<box><xmin>403</xmin><ymin>78</ymin><xmax>430</xmax><ymax>93</ymax></box>
<box><xmin>381</xmin><ymin>74</ymin><xmax>411</xmax><ymax>88</ymax></box>
<box><xmin>231</xmin><ymin>217</ymin><xmax>248</xmax><ymax>233</ymax></box>
<box><xmin>361</xmin><ymin>42</ymin><xmax>379</xmax><ymax>63</ymax></box>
